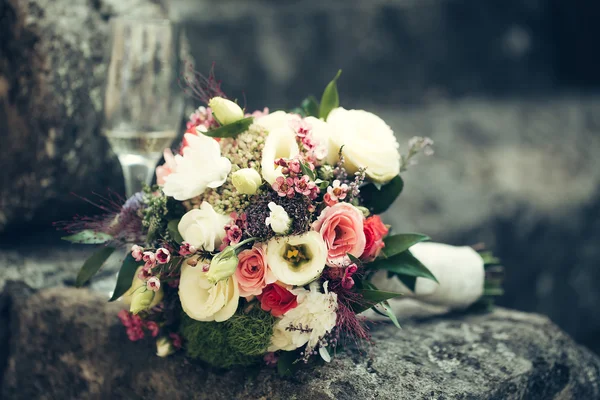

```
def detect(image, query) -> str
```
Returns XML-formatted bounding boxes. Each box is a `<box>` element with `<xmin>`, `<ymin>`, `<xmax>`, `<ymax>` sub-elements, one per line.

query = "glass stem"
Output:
<box><xmin>118</xmin><ymin>154</ymin><xmax>159</xmax><ymax>197</ymax></box>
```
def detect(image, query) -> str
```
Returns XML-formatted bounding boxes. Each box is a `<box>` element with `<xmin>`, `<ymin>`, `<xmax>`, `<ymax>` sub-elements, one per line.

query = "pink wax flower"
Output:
<box><xmin>147</xmin><ymin>276</ymin><xmax>161</xmax><ymax>292</ymax></box>
<box><xmin>155</xmin><ymin>248</ymin><xmax>171</xmax><ymax>264</ymax></box>
<box><xmin>312</xmin><ymin>202</ymin><xmax>366</xmax><ymax>267</ymax></box>
<box><xmin>225</xmin><ymin>224</ymin><xmax>243</xmax><ymax>245</ymax></box>
<box><xmin>169</xmin><ymin>333</ymin><xmax>183</xmax><ymax>349</ymax></box>
<box><xmin>245</xmin><ymin>107</ymin><xmax>269</xmax><ymax>118</ymax></box>
<box><xmin>178</xmin><ymin>242</ymin><xmax>197</xmax><ymax>256</ymax></box>
<box><xmin>118</xmin><ymin>310</ymin><xmax>145</xmax><ymax>341</ymax></box>
<box><xmin>155</xmin><ymin>149</ymin><xmax>177</xmax><ymax>186</ymax></box>
<box><xmin>131</xmin><ymin>244</ymin><xmax>144</xmax><ymax>261</ymax></box>
<box><xmin>145</xmin><ymin>321</ymin><xmax>160</xmax><ymax>338</ymax></box>
<box><xmin>272</xmin><ymin>176</ymin><xmax>295</xmax><ymax>198</ymax></box>
<box><xmin>235</xmin><ymin>244</ymin><xmax>276</xmax><ymax>298</ymax></box>
<box><xmin>142</xmin><ymin>251</ymin><xmax>156</xmax><ymax>268</ymax></box>
<box><xmin>360</xmin><ymin>215</ymin><xmax>389</xmax><ymax>261</ymax></box>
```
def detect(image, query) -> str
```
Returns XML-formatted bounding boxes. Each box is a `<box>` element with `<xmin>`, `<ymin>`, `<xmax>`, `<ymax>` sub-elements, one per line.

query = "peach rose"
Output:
<box><xmin>312</xmin><ymin>202</ymin><xmax>366</xmax><ymax>267</ymax></box>
<box><xmin>235</xmin><ymin>243</ymin><xmax>277</xmax><ymax>297</ymax></box>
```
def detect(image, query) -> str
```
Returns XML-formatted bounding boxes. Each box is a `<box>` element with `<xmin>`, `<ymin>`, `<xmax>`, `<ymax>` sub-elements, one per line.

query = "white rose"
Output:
<box><xmin>178</xmin><ymin>202</ymin><xmax>229</xmax><ymax>252</ymax></box>
<box><xmin>371</xmin><ymin>242</ymin><xmax>485</xmax><ymax>310</ymax></box>
<box><xmin>208</xmin><ymin>96</ymin><xmax>244</xmax><ymax>125</ymax></box>
<box><xmin>253</xmin><ymin>110</ymin><xmax>298</xmax><ymax>132</ymax></box>
<box><xmin>231</xmin><ymin>168</ymin><xmax>262</xmax><ymax>195</ymax></box>
<box><xmin>268</xmin><ymin>282</ymin><xmax>337</xmax><ymax>352</ymax></box>
<box><xmin>163</xmin><ymin>133</ymin><xmax>232</xmax><ymax>201</ymax></box>
<box><xmin>260</xmin><ymin>126</ymin><xmax>300</xmax><ymax>184</ymax></box>
<box><xmin>266</xmin><ymin>231</ymin><xmax>327</xmax><ymax>286</ymax></box>
<box><xmin>265</xmin><ymin>202</ymin><xmax>291</xmax><ymax>234</ymax></box>
<box><xmin>179</xmin><ymin>256</ymin><xmax>240</xmax><ymax>322</ymax></box>
<box><xmin>326</xmin><ymin>107</ymin><xmax>400</xmax><ymax>183</ymax></box>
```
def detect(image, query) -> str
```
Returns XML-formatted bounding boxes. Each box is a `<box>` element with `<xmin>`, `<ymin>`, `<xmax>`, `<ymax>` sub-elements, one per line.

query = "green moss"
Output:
<box><xmin>180</xmin><ymin>306</ymin><xmax>276</xmax><ymax>369</ymax></box>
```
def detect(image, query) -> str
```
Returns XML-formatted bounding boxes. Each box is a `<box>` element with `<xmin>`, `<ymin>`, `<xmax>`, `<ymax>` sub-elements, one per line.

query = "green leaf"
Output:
<box><xmin>109</xmin><ymin>254</ymin><xmax>141</xmax><ymax>302</ymax></box>
<box><xmin>319</xmin><ymin>70</ymin><xmax>342</xmax><ymax>119</ymax></box>
<box><xmin>396</xmin><ymin>274</ymin><xmax>417</xmax><ymax>292</ymax></box>
<box><xmin>289</xmin><ymin>107</ymin><xmax>306</xmax><ymax>117</ymax></box>
<box><xmin>483</xmin><ymin>287</ymin><xmax>504</xmax><ymax>296</ymax></box>
<box><xmin>277</xmin><ymin>350</ymin><xmax>302</xmax><ymax>377</ymax></box>
<box><xmin>351</xmin><ymin>288</ymin><xmax>403</xmax><ymax>314</ymax></box>
<box><xmin>377</xmin><ymin>301</ymin><xmax>402</xmax><ymax>329</ymax></box>
<box><xmin>370</xmin><ymin>251</ymin><xmax>438</xmax><ymax>283</ymax></box>
<box><xmin>75</xmin><ymin>246</ymin><xmax>116</xmax><ymax>287</ymax></box>
<box><xmin>62</xmin><ymin>230</ymin><xmax>113</xmax><ymax>244</ymax></box>
<box><xmin>315</xmin><ymin>179</ymin><xmax>329</xmax><ymax>190</ymax></box>
<box><xmin>360</xmin><ymin>175</ymin><xmax>404</xmax><ymax>214</ymax></box>
<box><xmin>347</xmin><ymin>253</ymin><xmax>363</xmax><ymax>267</ymax></box>
<box><xmin>167</xmin><ymin>219</ymin><xmax>184</xmax><ymax>244</ymax></box>
<box><xmin>302</xmin><ymin>96</ymin><xmax>320</xmax><ymax>117</ymax></box>
<box><xmin>300</xmin><ymin>162</ymin><xmax>316</xmax><ymax>181</ymax></box>
<box><xmin>381</xmin><ymin>233</ymin><xmax>430</xmax><ymax>258</ymax></box>
<box><xmin>203</xmin><ymin>117</ymin><xmax>254</xmax><ymax>138</ymax></box>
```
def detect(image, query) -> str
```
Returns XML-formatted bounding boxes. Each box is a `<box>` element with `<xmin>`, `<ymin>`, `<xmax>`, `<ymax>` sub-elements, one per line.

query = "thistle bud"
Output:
<box><xmin>232</xmin><ymin>168</ymin><xmax>262</xmax><ymax>195</ymax></box>
<box><xmin>208</xmin><ymin>97</ymin><xmax>244</xmax><ymax>125</ymax></box>
<box><xmin>206</xmin><ymin>246</ymin><xmax>238</xmax><ymax>283</ymax></box>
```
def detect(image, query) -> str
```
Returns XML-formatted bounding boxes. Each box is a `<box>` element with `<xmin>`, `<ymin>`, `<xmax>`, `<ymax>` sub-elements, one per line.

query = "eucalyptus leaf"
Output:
<box><xmin>203</xmin><ymin>117</ymin><xmax>254</xmax><ymax>138</ymax></box>
<box><xmin>360</xmin><ymin>175</ymin><xmax>404</xmax><ymax>214</ymax></box>
<box><xmin>167</xmin><ymin>219</ymin><xmax>184</xmax><ymax>244</ymax></box>
<box><xmin>319</xmin><ymin>70</ymin><xmax>342</xmax><ymax>119</ymax></box>
<box><xmin>62</xmin><ymin>230</ymin><xmax>113</xmax><ymax>244</ymax></box>
<box><xmin>75</xmin><ymin>246</ymin><xmax>116</xmax><ymax>287</ymax></box>
<box><xmin>370</xmin><ymin>251</ymin><xmax>438</xmax><ymax>283</ymax></box>
<box><xmin>381</xmin><ymin>233</ymin><xmax>430</xmax><ymax>258</ymax></box>
<box><xmin>109</xmin><ymin>254</ymin><xmax>141</xmax><ymax>302</ymax></box>
<box><xmin>302</xmin><ymin>96</ymin><xmax>320</xmax><ymax>117</ymax></box>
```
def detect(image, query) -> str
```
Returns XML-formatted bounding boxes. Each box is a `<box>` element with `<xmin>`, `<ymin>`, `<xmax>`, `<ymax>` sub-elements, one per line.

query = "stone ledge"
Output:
<box><xmin>1</xmin><ymin>282</ymin><xmax>599</xmax><ymax>399</ymax></box>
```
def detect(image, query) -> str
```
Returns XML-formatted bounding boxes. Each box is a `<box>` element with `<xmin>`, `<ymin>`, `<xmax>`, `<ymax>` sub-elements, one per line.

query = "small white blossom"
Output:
<box><xmin>265</xmin><ymin>202</ymin><xmax>291</xmax><ymax>234</ymax></box>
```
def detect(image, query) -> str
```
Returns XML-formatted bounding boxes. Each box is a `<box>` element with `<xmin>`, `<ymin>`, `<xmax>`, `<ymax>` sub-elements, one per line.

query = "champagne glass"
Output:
<box><xmin>103</xmin><ymin>18</ymin><xmax>183</xmax><ymax>197</ymax></box>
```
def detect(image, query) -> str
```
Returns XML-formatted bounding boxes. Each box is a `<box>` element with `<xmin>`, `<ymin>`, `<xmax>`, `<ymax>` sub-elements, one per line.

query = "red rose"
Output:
<box><xmin>258</xmin><ymin>283</ymin><xmax>298</xmax><ymax>317</ymax></box>
<box><xmin>360</xmin><ymin>215</ymin><xmax>389</xmax><ymax>261</ymax></box>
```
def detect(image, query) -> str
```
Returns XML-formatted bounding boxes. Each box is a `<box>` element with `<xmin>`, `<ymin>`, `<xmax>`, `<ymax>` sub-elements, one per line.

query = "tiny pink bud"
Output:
<box><xmin>202</xmin><ymin>263</ymin><xmax>210</xmax><ymax>272</ymax></box>
<box><xmin>341</xmin><ymin>276</ymin><xmax>355</xmax><ymax>290</ymax></box>
<box><xmin>131</xmin><ymin>245</ymin><xmax>144</xmax><ymax>261</ymax></box>
<box><xmin>346</xmin><ymin>264</ymin><xmax>358</xmax><ymax>275</ymax></box>
<box><xmin>147</xmin><ymin>277</ymin><xmax>161</xmax><ymax>292</ymax></box>
<box><xmin>155</xmin><ymin>248</ymin><xmax>171</xmax><ymax>264</ymax></box>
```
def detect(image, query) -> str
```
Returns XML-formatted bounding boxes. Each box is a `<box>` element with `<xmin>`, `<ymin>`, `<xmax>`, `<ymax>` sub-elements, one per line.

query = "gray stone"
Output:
<box><xmin>377</xmin><ymin>96</ymin><xmax>600</xmax><ymax>355</ymax></box>
<box><xmin>2</xmin><ymin>283</ymin><xmax>600</xmax><ymax>399</ymax></box>
<box><xmin>0</xmin><ymin>0</ymin><xmax>172</xmax><ymax>232</ymax></box>
<box><xmin>175</xmin><ymin>0</ymin><xmax>555</xmax><ymax>110</ymax></box>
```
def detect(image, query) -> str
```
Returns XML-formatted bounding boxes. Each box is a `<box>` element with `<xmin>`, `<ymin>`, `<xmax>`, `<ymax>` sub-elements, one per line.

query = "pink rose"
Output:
<box><xmin>258</xmin><ymin>283</ymin><xmax>298</xmax><ymax>317</ymax></box>
<box><xmin>312</xmin><ymin>202</ymin><xmax>366</xmax><ymax>267</ymax></box>
<box><xmin>156</xmin><ymin>149</ymin><xmax>177</xmax><ymax>186</ymax></box>
<box><xmin>361</xmin><ymin>215</ymin><xmax>389</xmax><ymax>261</ymax></box>
<box><xmin>235</xmin><ymin>244</ymin><xmax>276</xmax><ymax>297</ymax></box>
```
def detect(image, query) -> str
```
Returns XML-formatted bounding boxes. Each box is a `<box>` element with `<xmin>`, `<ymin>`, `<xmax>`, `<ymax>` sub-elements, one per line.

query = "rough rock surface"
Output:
<box><xmin>377</xmin><ymin>96</ymin><xmax>600</xmax><ymax>355</ymax></box>
<box><xmin>1</xmin><ymin>283</ymin><xmax>599</xmax><ymax>399</ymax></box>
<box><xmin>0</xmin><ymin>0</ymin><xmax>171</xmax><ymax>231</ymax></box>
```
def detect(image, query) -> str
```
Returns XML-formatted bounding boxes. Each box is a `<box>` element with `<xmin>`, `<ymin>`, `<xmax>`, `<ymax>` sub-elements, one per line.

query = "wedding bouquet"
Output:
<box><xmin>61</xmin><ymin>71</ymin><xmax>502</xmax><ymax>374</ymax></box>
